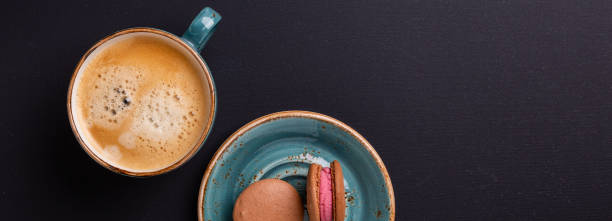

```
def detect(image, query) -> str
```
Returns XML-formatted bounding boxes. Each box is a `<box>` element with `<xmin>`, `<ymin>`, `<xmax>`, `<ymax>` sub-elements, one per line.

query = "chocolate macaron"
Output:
<box><xmin>307</xmin><ymin>160</ymin><xmax>345</xmax><ymax>221</ymax></box>
<box><xmin>233</xmin><ymin>179</ymin><xmax>304</xmax><ymax>221</ymax></box>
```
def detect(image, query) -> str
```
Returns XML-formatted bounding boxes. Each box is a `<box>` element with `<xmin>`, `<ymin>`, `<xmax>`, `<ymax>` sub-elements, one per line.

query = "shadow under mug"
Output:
<box><xmin>67</xmin><ymin>7</ymin><xmax>221</xmax><ymax>177</ymax></box>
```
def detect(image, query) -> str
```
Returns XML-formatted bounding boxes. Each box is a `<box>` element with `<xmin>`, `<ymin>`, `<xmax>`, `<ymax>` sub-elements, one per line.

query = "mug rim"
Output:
<box><xmin>66</xmin><ymin>27</ymin><xmax>217</xmax><ymax>177</ymax></box>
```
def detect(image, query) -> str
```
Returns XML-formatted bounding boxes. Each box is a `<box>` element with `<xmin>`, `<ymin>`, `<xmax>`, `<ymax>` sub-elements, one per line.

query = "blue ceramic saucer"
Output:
<box><xmin>197</xmin><ymin>111</ymin><xmax>395</xmax><ymax>221</ymax></box>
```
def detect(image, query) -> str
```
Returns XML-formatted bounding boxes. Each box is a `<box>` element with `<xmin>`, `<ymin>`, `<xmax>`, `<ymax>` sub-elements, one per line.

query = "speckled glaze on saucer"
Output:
<box><xmin>197</xmin><ymin>111</ymin><xmax>395</xmax><ymax>221</ymax></box>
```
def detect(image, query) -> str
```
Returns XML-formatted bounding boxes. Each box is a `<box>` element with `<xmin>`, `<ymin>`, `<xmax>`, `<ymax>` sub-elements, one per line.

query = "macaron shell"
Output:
<box><xmin>233</xmin><ymin>179</ymin><xmax>304</xmax><ymax>221</ymax></box>
<box><xmin>307</xmin><ymin>163</ymin><xmax>322</xmax><ymax>221</ymax></box>
<box><xmin>331</xmin><ymin>160</ymin><xmax>346</xmax><ymax>221</ymax></box>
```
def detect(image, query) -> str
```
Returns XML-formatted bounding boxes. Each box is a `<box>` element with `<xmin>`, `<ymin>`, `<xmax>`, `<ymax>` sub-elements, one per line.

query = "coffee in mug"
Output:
<box><xmin>73</xmin><ymin>33</ymin><xmax>211</xmax><ymax>171</ymax></box>
<box><xmin>67</xmin><ymin>8</ymin><xmax>221</xmax><ymax>176</ymax></box>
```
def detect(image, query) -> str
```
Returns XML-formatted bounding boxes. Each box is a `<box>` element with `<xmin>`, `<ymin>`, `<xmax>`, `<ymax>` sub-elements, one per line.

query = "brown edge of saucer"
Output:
<box><xmin>66</xmin><ymin>27</ymin><xmax>216</xmax><ymax>177</ymax></box>
<box><xmin>197</xmin><ymin>110</ymin><xmax>395</xmax><ymax>221</ymax></box>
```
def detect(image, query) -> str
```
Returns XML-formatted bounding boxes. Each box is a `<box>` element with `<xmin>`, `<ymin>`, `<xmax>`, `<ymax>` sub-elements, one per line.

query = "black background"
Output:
<box><xmin>2</xmin><ymin>0</ymin><xmax>612</xmax><ymax>220</ymax></box>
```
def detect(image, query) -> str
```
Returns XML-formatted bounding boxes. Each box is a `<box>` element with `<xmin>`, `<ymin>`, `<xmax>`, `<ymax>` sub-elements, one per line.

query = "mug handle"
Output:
<box><xmin>182</xmin><ymin>7</ymin><xmax>221</xmax><ymax>52</ymax></box>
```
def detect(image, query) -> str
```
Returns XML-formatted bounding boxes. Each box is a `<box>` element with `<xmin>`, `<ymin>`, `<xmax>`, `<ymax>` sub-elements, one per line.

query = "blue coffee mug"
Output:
<box><xmin>67</xmin><ymin>7</ymin><xmax>222</xmax><ymax>177</ymax></box>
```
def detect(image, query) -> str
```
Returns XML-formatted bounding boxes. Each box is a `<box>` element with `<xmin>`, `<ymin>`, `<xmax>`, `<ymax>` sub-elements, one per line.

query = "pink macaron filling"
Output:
<box><xmin>319</xmin><ymin>167</ymin><xmax>333</xmax><ymax>221</ymax></box>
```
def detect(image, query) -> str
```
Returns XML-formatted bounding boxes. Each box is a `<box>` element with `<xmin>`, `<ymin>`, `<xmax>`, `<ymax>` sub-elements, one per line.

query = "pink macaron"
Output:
<box><xmin>306</xmin><ymin>160</ymin><xmax>345</xmax><ymax>221</ymax></box>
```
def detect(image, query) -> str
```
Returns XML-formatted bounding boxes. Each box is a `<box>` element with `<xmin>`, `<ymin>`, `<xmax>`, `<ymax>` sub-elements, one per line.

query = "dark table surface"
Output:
<box><xmin>3</xmin><ymin>0</ymin><xmax>612</xmax><ymax>220</ymax></box>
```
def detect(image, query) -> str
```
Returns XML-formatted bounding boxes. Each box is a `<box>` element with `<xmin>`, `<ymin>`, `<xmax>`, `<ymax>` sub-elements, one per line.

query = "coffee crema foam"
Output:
<box><xmin>74</xmin><ymin>34</ymin><xmax>210</xmax><ymax>171</ymax></box>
